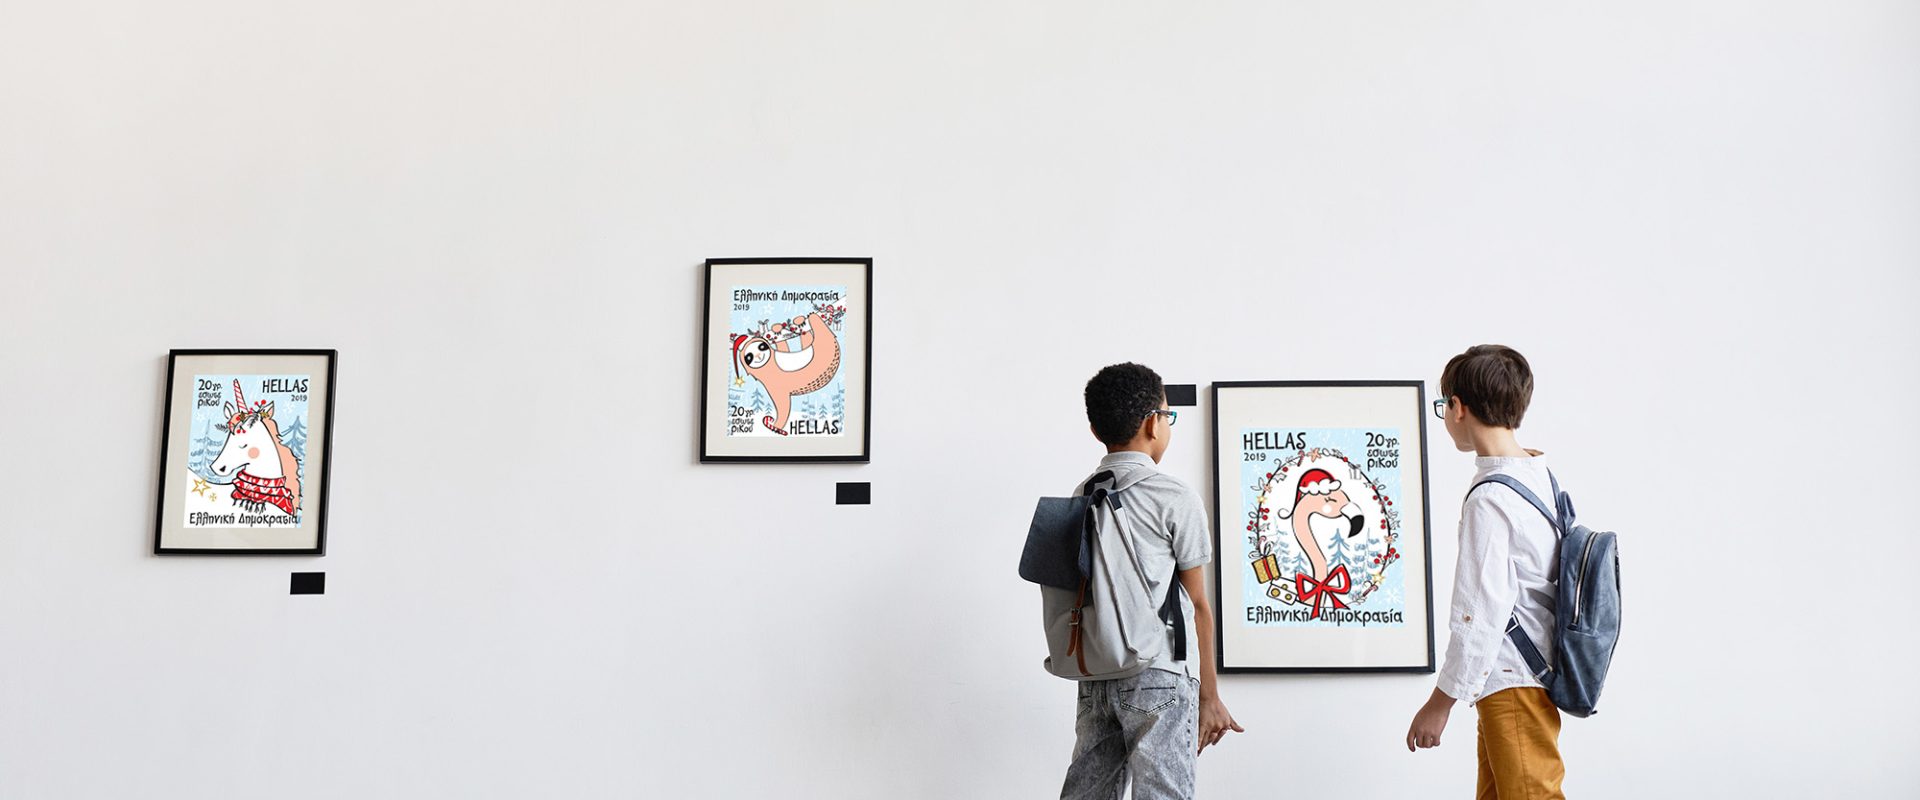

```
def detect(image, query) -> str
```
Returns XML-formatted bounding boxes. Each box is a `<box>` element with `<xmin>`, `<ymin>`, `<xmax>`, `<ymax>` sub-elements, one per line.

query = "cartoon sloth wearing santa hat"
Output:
<box><xmin>1274</xmin><ymin>466</ymin><xmax>1367</xmax><ymax>584</ymax></box>
<box><xmin>732</xmin><ymin>311</ymin><xmax>841</xmax><ymax>436</ymax></box>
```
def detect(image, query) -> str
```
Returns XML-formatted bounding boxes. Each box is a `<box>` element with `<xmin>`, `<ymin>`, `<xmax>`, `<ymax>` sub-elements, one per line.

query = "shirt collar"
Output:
<box><xmin>1099</xmin><ymin>451</ymin><xmax>1157</xmax><ymax>469</ymax></box>
<box><xmin>1474</xmin><ymin>452</ymin><xmax>1548</xmax><ymax>472</ymax></box>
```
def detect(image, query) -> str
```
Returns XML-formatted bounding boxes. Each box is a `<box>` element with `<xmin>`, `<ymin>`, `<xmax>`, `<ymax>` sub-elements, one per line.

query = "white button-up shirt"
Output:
<box><xmin>1436</xmin><ymin>454</ymin><xmax>1560</xmax><ymax>704</ymax></box>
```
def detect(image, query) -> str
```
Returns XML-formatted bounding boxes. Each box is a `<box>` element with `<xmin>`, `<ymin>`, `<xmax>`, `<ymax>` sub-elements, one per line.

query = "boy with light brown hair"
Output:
<box><xmin>1406</xmin><ymin>345</ymin><xmax>1567</xmax><ymax>799</ymax></box>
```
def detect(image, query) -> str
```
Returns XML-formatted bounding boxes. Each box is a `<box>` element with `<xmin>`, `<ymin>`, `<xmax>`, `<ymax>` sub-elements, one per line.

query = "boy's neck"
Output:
<box><xmin>1105</xmin><ymin>442</ymin><xmax>1155</xmax><ymax>460</ymax></box>
<box><xmin>1468</xmin><ymin>426</ymin><xmax>1530</xmax><ymax>459</ymax></box>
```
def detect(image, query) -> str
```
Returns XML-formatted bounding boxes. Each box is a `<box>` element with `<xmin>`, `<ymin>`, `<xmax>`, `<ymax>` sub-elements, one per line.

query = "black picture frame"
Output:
<box><xmin>699</xmin><ymin>258</ymin><xmax>872</xmax><ymax>463</ymax></box>
<box><xmin>1209</xmin><ymin>380</ymin><xmax>1436</xmax><ymax>673</ymax></box>
<box><xmin>153</xmin><ymin>349</ymin><xmax>338</xmax><ymax>556</ymax></box>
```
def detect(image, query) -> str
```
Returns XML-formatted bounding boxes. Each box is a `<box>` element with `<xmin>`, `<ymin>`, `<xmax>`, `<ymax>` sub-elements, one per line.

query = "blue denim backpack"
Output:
<box><xmin>1472</xmin><ymin>471</ymin><xmax>1620</xmax><ymax>718</ymax></box>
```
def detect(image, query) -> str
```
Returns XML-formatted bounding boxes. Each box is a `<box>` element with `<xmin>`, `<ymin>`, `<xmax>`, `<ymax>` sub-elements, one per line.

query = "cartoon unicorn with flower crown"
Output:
<box><xmin>210</xmin><ymin>379</ymin><xmax>302</xmax><ymax>516</ymax></box>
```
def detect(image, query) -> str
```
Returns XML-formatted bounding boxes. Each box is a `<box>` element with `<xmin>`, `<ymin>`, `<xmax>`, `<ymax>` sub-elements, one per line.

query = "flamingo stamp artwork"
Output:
<box><xmin>182</xmin><ymin>375</ymin><xmax>314</xmax><ymax>528</ymax></box>
<box><xmin>1239</xmin><ymin>428</ymin><xmax>1407</xmax><ymax>628</ymax></box>
<box><xmin>1210</xmin><ymin>381</ymin><xmax>1434</xmax><ymax>670</ymax></box>
<box><xmin>725</xmin><ymin>285</ymin><xmax>849</xmax><ymax>438</ymax></box>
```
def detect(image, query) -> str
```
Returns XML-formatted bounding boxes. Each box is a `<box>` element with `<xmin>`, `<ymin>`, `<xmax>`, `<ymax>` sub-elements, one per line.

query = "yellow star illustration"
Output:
<box><xmin>732</xmin><ymin>376</ymin><xmax>746</xmax><ymax>388</ymax></box>
<box><xmin>190</xmin><ymin>477</ymin><xmax>211</xmax><ymax>498</ymax></box>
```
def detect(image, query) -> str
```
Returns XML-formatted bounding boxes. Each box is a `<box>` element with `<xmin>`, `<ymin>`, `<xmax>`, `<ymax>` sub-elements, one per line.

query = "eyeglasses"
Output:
<box><xmin>1432</xmin><ymin>398</ymin><xmax>1450</xmax><ymax>420</ymax></box>
<box><xmin>1150</xmin><ymin>409</ymin><xmax>1178</xmax><ymax>427</ymax></box>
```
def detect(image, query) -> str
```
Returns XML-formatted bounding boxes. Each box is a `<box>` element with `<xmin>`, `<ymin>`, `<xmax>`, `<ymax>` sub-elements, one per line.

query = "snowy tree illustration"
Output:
<box><xmin>733</xmin><ymin>381</ymin><xmax>769</xmax><ymax>415</ymax></box>
<box><xmin>1323</xmin><ymin>528</ymin><xmax>1365</xmax><ymax>574</ymax></box>
<box><xmin>796</xmin><ymin>384</ymin><xmax>847</xmax><ymax>423</ymax></box>
<box><xmin>1281</xmin><ymin>546</ymin><xmax>1313</xmax><ymax>581</ymax></box>
<box><xmin>277</xmin><ymin>416</ymin><xmax>308</xmax><ymax>482</ymax></box>
<box><xmin>189</xmin><ymin>420</ymin><xmax>224</xmax><ymax>482</ymax></box>
<box><xmin>1367</xmin><ymin>530</ymin><xmax>1389</xmax><ymax>563</ymax></box>
<box><xmin>280</xmin><ymin>417</ymin><xmax>308</xmax><ymax>463</ymax></box>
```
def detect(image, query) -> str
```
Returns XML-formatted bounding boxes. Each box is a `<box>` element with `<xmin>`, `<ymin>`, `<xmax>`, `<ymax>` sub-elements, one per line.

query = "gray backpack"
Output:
<box><xmin>1020</xmin><ymin>469</ymin><xmax>1185</xmax><ymax>681</ymax></box>
<box><xmin>1473</xmin><ymin>471</ymin><xmax>1621</xmax><ymax>718</ymax></box>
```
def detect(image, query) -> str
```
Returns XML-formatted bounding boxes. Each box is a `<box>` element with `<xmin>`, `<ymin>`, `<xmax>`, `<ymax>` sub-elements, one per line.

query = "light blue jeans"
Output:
<box><xmin>1060</xmin><ymin>668</ymin><xmax>1198</xmax><ymax>800</ymax></box>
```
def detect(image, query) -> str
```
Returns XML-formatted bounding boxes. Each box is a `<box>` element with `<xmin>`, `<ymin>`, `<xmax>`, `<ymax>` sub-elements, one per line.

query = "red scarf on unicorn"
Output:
<box><xmin>232</xmin><ymin>470</ymin><xmax>297</xmax><ymax>515</ymax></box>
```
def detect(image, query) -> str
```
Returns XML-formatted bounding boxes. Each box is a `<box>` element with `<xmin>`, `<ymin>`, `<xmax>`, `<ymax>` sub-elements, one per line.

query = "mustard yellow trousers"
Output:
<box><xmin>1476</xmin><ymin>687</ymin><xmax>1565</xmax><ymax>800</ymax></box>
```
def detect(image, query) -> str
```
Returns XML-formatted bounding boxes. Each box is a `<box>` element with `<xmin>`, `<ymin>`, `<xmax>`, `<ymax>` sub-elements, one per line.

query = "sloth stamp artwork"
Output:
<box><xmin>1212</xmin><ymin>382</ymin><xmax>1436</xmax><ymax>672</ymax></box>
<box><xmin>726</xmin><ymin>287</ymin><xmax>848</xmax><ymax>439</ymax></box>
<box><xmin>701</xmin><ymin>259</ymin><xmax>871</xmax><ymax>463</ymax></box>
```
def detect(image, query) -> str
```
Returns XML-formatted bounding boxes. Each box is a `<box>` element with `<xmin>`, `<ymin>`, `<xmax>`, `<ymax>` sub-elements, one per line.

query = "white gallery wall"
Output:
<box><xmin>3</xmin><ymin>2</ymin><xmax>1916</xmax><ymax>797</ymax></box>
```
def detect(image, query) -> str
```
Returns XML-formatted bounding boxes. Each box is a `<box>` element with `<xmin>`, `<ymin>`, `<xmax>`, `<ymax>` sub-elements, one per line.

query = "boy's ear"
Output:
<box><xmin>1451</xmin><ymin>399</ymin><xmax>1477</xmax><ymax>426</ymax></box>
<box><xmin>1140</xmin><ymin>414</ymin><xmax>1160</xmax><ymax>443</ymax></box>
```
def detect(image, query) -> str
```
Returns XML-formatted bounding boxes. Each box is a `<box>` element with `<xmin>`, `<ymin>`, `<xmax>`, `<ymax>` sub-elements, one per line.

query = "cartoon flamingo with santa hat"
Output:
<box><xmin>1274</xmin><ymin>463</ymin><xmax>1367</xmax><ymax>618</ymax></box>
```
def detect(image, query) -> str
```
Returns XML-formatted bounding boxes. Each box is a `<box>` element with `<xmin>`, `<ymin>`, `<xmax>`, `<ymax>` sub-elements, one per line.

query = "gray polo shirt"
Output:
<box><xmin>1073</xmin><ymin>451</ymin><xmax>1214</xmax><ymax>678</ymax></box>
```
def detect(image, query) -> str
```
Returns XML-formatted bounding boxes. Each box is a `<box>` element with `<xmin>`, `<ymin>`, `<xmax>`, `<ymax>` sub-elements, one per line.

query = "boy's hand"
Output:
<box><xmin>1405</xmin><ymin>689</ymin><xmax>1455</xmax><ymax>752</ymax></box>
<box><xmin>1197</xmin><ymin>696</ymin><xmax>1244</xmax><ymax>754</ymax></box>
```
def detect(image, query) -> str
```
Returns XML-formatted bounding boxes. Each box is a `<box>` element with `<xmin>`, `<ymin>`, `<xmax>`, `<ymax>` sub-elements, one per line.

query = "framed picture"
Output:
<box><xmin>153</xmin><ymin>350</ymin><xmax>337</xmax><ymax>555</ymax></box>
<box><xmin>700</xmin><ymin>258</ymin><xmax>871</xmax><ymax>462</ymax></box>
<box><xmin>1211</xmin><ymin>381</ymin><xmax>1435</xmax><ymax>672</ymax></box>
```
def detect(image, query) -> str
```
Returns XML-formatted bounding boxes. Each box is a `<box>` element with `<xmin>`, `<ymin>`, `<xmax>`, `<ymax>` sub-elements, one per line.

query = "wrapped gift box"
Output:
<box><xmin>1252</xmin><ymin>554</ymin><xmax>1283</xmax><ymax>584</ymax></box>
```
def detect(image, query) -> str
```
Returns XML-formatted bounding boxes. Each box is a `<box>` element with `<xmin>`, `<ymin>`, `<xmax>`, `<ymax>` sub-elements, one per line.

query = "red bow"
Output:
<box><xmin>1294</xmin><ymin>565</ymin><xmax>1352</xmax><ymax>620</ymax></box>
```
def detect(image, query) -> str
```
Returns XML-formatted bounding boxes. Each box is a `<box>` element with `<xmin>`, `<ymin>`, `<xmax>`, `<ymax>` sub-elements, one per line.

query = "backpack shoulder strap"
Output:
<box><xmin>1469</xmin><ymin>474</ymin><xmax>1561</xmax><ymax>536</ymax></box>
<box><xmin>1082</xmin><ymin>470</ymin><xmax>1116</xmax><ymax>502</ymax></box>
<box><xmin>1504</xmin><ymin>616</ymin><xmax>1553</xmax><ymax>682</ymax></box>
<box><xmin>1081</xmin><ymin>469</ymin><xmax>1186</xmax><ymax>663</ymax></box>
<box><xmin>1467</xmin><ymin>473</ymin><xmax>1560</xmax><ymax>682</ymax></box>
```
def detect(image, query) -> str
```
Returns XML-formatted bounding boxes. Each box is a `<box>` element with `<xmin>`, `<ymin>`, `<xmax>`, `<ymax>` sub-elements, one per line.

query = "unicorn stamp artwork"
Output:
<box><xmin>155</xmin><ymin>351</ymin><xmax>336</xmax><ymax>555</ymax></box>
<box><xmin>198</xmin><ymin>378</ymin><xmax>306</xmax><ymax>523</ymax></box>
<box><xmin>702</xmin><ymin>259</ymin><xmax>871</xmax><ymax>462</ymax></box>
<box><xmin>1212</xmin><ymin>382</ymin><xmax>1435</xmax><ymax>672</ymax></box>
